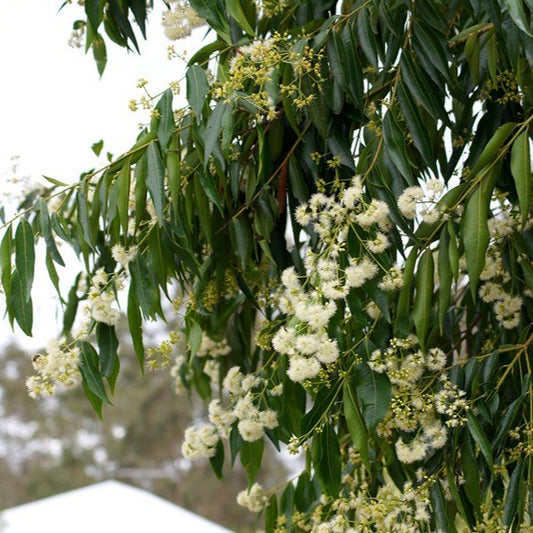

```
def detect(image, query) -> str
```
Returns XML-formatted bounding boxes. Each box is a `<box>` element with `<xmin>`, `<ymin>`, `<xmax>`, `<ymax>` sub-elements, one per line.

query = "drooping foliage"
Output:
<box><xmin>3</xmin><ymin>0</ymin><xmax>533</xmax><ymax>530</ymax></box>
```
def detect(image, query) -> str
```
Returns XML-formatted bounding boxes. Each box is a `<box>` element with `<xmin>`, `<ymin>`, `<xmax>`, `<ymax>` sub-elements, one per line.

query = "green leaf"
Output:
<box><xmin>77</xmin><ymin>186</ymin><xmax>95</xmax><ymax>250</ymax></box>
<box><xmin>382</xmin><ymin>110</ymin><xmax>413</xmax><ymax>184</ymax></box>
<box><xmin>469</xmin><ymin>122</ymin><xmax>515</xmax><ymax>177</ymax></box>
<box><xmin>462</xmin><ymin>186</ymin><xmax>490</xmax><ymax>298</ymax></box>
<box><xmin>397</xmin><ymin>81</ymin><xmax>436</xmax><ymax>172</ymax></box>
<box><xmin>0</xmin><ymin>225</ymin><xmax>12</xmax><ymax>305</ymax></box>
<box><xmin>466</xmin><ymin>411</ymin><xmax>493</xmax><ymax>468</ymax></box>
<box><xmin>188</xmin><ymin>320</ymin><xmax>203</xmax><ymax>356</ymax></box>
<box><xmin>188</xmin><ymin>40</ymin><xmax>222</xmax><ymax>66</ymax></box>
<box><xmin>230</xmin><ymin>216</ymin><xmax>253</xmax><ymax>270</ymax></box>
<box><xmin>430</xmin><ymin>481</ymin><xmax>451</xmax><ymax>533</ymax></box>
<box><xmin>79</xmin><ymin>341</ymin><xmax>110</xmax><ymax>403</ymax></box>
<box><xmin>492</xmin><ymin>393</ymin><xmax>526</xmax><ymax>451</ymax></box>
<box><xmin>189</xmin><ymin>0</ymin><xmax>231</xmax><ymax>43</ymax></box>
<box><xmin>115</xmin><ymin>161</ymin><xmax>131</xmax><ymax>234</ymax></box>
<box><xmin>394</xmin><ymin>247</ymin><xmax>417</xmax><ymax>337</ymax></box>
<box><xmin>146</xmin><ymin>142</ymin><xmax>166</xmax><ymax>225</ymax></box>
<box><xmin>301</xmin><ymin>383</ymin><xmax>339</xmax><ymax>436</ymax></box>
<box><xmin>204</xmin><ymin>102</ymin><xmax>228</xmax><ymax>167</ymax></box>
<box><xmin>225</xmin><ymin>0</ymin><xmax>255</xmax><ymax>35</ymax></box>
<box><xmin>503</xmin><ymin>459</ymin><xmax>525</xmax><ymax>527</ymax></box>
<box><xmin>186</xmin><ymin>65</ymin><xmax>209</xmax><ymax>122</ymax></box>
<box><xmin>36</xmin><ymin>198</ymin><xmax>64</xmax><ymax>266</ymax></box>
<box><xmin>15</xmin><ymin>218</ymin><xmax>35</xmax><ymax>302</ymax></box>
<box><xmin>129</xmin><ymin>254</ymin><xmax>157</xmax><ymax>318</ymax></box>
<box><xmin>357</xmin><ymin>7</ymin><xmax>379</xmax><ymax>67</ymax></box>
<box><xmin>91</xmin><ymin>34</ymin><xmax>107</xmax><ymax>76</ymax></box>
<box><xmin>412</xmin><ymin>20</ymin><xmax>450</xmax><ymax>82</ymax></box>
<box><xmin>91</xmin><ymin>139</ymin><xmax>104</xmax><ymax>156</ymax></box>
<box><xmin>412</xmin><ymin>249</ymin><xmax>434</xmax><ymax>351</ymax></box>
<box><xmin>448</xmin><ymin>220</ymin><xmax>460</xmax><ymax>282</ymax></box>
<box><xmin>85</xmin><ymin>0</ymin><xmax>104</xmax><ymax>32</ymax></box>
<box><xmin>354</xmin><ymin>364</ymin><xmax>391</xmax><ymax>430</ymax></box>
<box><xmin>311</xmin><ymin>424</ymin><xmax>341</xmax><ymax>497</ymax></box>
<box><xmin>82</xmin><ymin>378</ymin><xmax>103</xmax><ymax>419</ymax></box>
<box><xmin>343</xmin><ymin>381</ymin><xmax>371</xmax><ymax>471</ymax></box>
<box><xmin>265</xmin><ymin>494</ymin><xmax>278</xmax><ymax>533</ymax></box>
<box><xmin>10</xmin><ymin>269</ymin><xmax>33</xmax><ymax>335</ymax></box>
<box><xmin>438</xmin><ymin>226</ymin><xmax>452</xmax><ymax>333</ymax></box>
<box><xmin>127</xmin><ymin>285</ymin><xmax>145</xmax><ymax>371</ymax></box>
<box><xmin>209</xmin><ymin>439</ymin><xmax>225</xmax><ymax>479</ymax></box>
<box><xmin>156</xmin><ymin>88</ymin><xmax>174</xmax><ymax>150</ymax></box>
<box><xmin>62</xmin><ymin>278</ymin><xmax>80</xmax><ymax>336</ymax></box>
<box><xmin>510</xmin><ymin>129</ymin><xmax>532</xmax><ymax>228</ymax></box>
<box><xmin>504</xmin><ymin>0</ymin><xmax>532</xmax><ymax>36</ymax></box>
<box><xmin>462</xmin><ymin>437</ymin><xmax>481</xmax><ymax>516</ymax></box>
<box><xmin>96</xmin><ymin>323</ymin><xmax>119</xmax><ymax>379</ymax></box>
<box><xmin>401</xmin><ymin>52</ymin><xmax>448</xmax><ymax>125</ymax></box>
<box><xmin>45</xmin><ymin>251</ymin><xmax>61</xmax><ymax>300</ymax></box>
<box><xmin>327</xmin><ymin>30</ymin><xmax>348</xmax><ymax>89</ymax></box>
<box><xmin>240</xmin><ymin>438</ymin><xmax>264</xmax><ymax>486</ymax></box>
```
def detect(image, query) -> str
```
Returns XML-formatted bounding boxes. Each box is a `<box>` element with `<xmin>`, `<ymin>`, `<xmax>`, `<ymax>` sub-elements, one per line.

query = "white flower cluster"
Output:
<box><xmin>272</xmin><ymin>268</ymin><xmax>340</xmax><ymax>383</ymax></box>
<box><xmin>161</xmin><ymin>1</ymin><xmax>205</xmax><ymax>41</ymax></box>
<box><xmin>197</xmin><ymin>335</ymin><xmax>231</xmax><ymax>357</ymax></box>
<box><xmin>111</xmin><ymin>244</ymin><xmax>138</xmax><ymax>267</ymax></box>
<box><xmin>477</xmin><ymin>203</ymin><xmax>529</xmax><ymax>329</ymax></box>
<box><xmin>236</xmin><ymin>482</ymin><xmax>266</xmax><ymax>513</ymax></box>
<box><xmin>397</xmin><ymin>179</ymin><xmax>444</xmax><ymax>223</ymax></box>
<box><xmin>297</xmin><ymin>467</ymin><xmax>432</xmax><ymax>532</ymax></box>
<box><xmin>85</xmin><ymin>268</ymin><xmax>121</xmax><ymax>326</ymax></box>
<box><xmin>369</xmin><ymin>337</ymin><xmax>467</xmax><ymax>464</ymax></box>
<box><xmin>181</xmin><ymin>423</ymin><xmax>219</xmax><ymax>460</ymax></box>
<box><xmin>26</xmin><ymin>337</ymin><xmax>82</xmax><ymax>398</ymax></box>
<box><xmin>181</xmin><ymin>363</ymin><xmax>279</xmax><ymax>461</ymax></box>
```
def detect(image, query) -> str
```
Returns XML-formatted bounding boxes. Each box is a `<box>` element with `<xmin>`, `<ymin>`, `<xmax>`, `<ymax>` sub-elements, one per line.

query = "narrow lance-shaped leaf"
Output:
<box><xmin>240</xmin><ymin>438</ymin><xmax>264</xmax><ymax>487</ymax></box>
<box><xmin>412</xmin><ymin>249</ymin><xmax>434</xmax><ymax>351</ymax></box>
<box><xmin>438</xmin><ymin>226</ymin><xmax>452</xmax><ymax>333</ymax></box>
<box><xmin>146</xmin><ymin>142</ymin><xmax>166</xmax><ymax>225</ymax></box>
<box><xmin>311</xmin><ymin>424</ymin><xmax>341</xmax><ymax>497</ymax></box>
<box><xmin>37</xmin><ymin>198</ymin><xmax>64</xmax><ymax>266</ymax></box>
<box><xmin>354</xmin><ymin>364</ymin><xmax>391</xmax><ymax>430</ymax></box>
<box><xmin>127</xmin><ymin>285</ymin><xmax>145</xmax><ymax>371</ymax></box>
<box><xmin>382</xmin><ymin>110</ymin><xmax>413</xmax><ymax>185</ymax></box>
<box><xmin>186</xmin><ymin>65</ymin><xmax>209</xmax><ymax>123</ymax></box>
<box><xmin>129</xmin><ymin>253</ymin><xmax>157</xmax><ymax>318</ymax></box>
<box><xmin>77</xmin><ymin>185</ymin><xmax>95</xmax><ymax>250</ymax></box>
<box><xmin>15</xmin><ymin>218</ymin><xmax>35</xmax><ymax>302</ymax></box>
<box><xmin>96</xmin><ymin>323</ymin><xmax>119</xmax><ymax>379</ymax></box>
<box><xmin>510</xmin><ymin>129</ymin><xmax>532</xmax><ymax>228</ymax></box>
<box><xmin>469</xmin><ymin>122</ymin><xmax>515</xmax><ymax>176</ymax></box>
<box><xmin>204</xmin><ymin>102</ymin><xmax>228</xmax><ymax>167</ymax></box>
<box><xmin>503</xmin><ymin>458</ymin><xmax>525</xmax><ymax>527</ymax></box>
<box><xmin>466</xmin><ymin>411</ymin><xmax>493</xmax><ymax>468</ymax></box>
<box><xmin>397</xmin><ymin>81</ymin><xmax>436</xmax><ymax>172</ymax></box>
<box><xmin>225</xmin><ymin>0</ymin><xmax>255</xmax><ymax>35</ymax></box>
<box><xmin>78</xmin><ymin>341</ymin><xmax>110</xmax><ymax>403</ymax></box>
<box><xmin>10</xmin><ymin>270</ymin><xmax>33</xmax><ymax>336</ymax></box>
<box><xmin>343</xmin><ymin>381</ymin><xmax>371</xmax><ymax>471</ymax></box>
<box><xmin>0</xmin><ymin>225</ymin><xmax>12</xmax><ymax>305</ymax></box>
<box><xmin>115</xmin><ymin>160</ymin><xmax>131</xmax><ymax>235</ymax></box>
<box><xmin>156</xmin><ymin>88</ymin><xmax>174</xmax><ymax>150</ymax></box>
<box><xmin>462</xmin><ymin>185</ymin><xmax>490</xmax><ymax>298</ymax></box>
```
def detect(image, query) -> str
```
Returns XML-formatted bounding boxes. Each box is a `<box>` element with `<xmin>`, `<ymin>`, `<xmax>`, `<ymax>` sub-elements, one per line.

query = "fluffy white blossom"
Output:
<box><xmin>181</xmin><ymin>423</ymin><xmax>219</xmax><ymax>460</ymax></box>
<box><xmin>236</xmin><ymin>483</ymin><xmax>266</xmax><ymax>512</ymax></box>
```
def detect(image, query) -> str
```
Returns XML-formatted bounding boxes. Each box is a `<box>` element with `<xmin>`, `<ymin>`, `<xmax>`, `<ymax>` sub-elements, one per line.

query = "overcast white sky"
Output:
<box><xmin>0</xmin><ymin>1</ymin><xmax>195</xmax><ymax>181</ymax></box>
<box><xmin>0</xmin><ymin>1</ymin><xmax>204</xmax><ymax>347</ymax></box>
